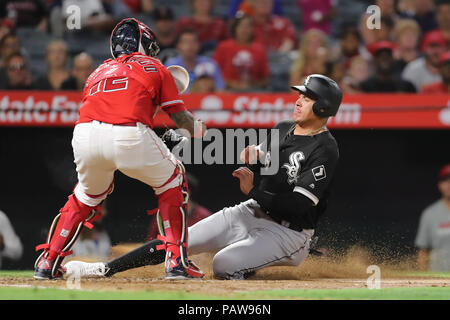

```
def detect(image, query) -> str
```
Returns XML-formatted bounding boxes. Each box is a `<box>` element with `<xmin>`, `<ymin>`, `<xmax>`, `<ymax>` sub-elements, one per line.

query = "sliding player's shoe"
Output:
<box><xmin>64</xmin><ymin>261</ymin><xmax>110</xmax><ymax>278</ymax></box>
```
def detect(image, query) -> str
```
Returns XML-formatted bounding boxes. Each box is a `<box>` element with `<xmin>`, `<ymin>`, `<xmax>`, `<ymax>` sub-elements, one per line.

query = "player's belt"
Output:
<box><xmin>253</xmin><ymin>206</ymin><xmax>303</xmax><ymax>233</ymax></box>
<box><xmin>116</xmin><ymin>122</ymin><xmax>138</xmax><ymax>126</ymax></box>
<box><xmin>94</xmin><ymin>121</ymin><xmax>138</xmax><ymax>126</ymax></box>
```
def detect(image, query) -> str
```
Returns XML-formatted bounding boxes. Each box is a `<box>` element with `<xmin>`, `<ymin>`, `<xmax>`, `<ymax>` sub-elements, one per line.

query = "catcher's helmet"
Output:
<box><xmin>110</xmin><ymin>18</ymin><xmax>160</xmax><ymax>59</ymax></box>
<box><xmin>291</xmin><ymin>74</ymin><xmax>343</xmax><ymax>117</ymax></box>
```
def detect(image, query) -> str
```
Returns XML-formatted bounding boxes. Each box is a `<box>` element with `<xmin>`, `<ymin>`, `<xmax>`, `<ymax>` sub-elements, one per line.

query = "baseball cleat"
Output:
<box><xmin>34</xmin><ymin>257</ymin><xmax>64</xmax><ymax>280</ymax></box>
<box><xmin>64</xmin><ymin>261</ymin><xmax>110</xmax><ymax>278</ymax></box>
<box><xmin>165</xmin><ymin>256</ymin><xmax>204</xmax><ymax>280</ymax></box>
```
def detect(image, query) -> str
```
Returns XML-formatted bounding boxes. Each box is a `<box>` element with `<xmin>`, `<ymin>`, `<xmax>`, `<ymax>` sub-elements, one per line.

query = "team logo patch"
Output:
<box><xmin>304</xmin><ymin>75</ymin><xmax>312</xmax><ymax>85</ymax></box>
<box><xmin>312</xmin><ymin>165</ymin><xmax>326</xmax><ymax>181</ymax></box>
<box><xmin>282</xmin><ymin>151</ymin><xmax>305</xmax><ymax>184</ymax></box>
<box><xmin>163</xmin><ymin>220</ymin><xmax>171</xmax><ymax>229</ymax></box>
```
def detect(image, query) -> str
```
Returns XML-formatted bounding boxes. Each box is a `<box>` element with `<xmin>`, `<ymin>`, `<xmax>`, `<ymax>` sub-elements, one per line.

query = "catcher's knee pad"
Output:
<box><xmin>35</xmin><ymin>194</ymin><xmax>102</xmax><ymax>276</ymax></box>
<box><xmin>74</xmin><ymin>181</ymin><xmax>114</xmax><ymax>207</ymax></box>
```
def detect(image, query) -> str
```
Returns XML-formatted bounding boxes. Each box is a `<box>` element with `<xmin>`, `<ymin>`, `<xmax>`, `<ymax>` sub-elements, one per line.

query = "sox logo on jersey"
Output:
<box><xmin>282</xmin><ymin>151</ymin><xmax>305</xmax><ymax>184</ymax></box>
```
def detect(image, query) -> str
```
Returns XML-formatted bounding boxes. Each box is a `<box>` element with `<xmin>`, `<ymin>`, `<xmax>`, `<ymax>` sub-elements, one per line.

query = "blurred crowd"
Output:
<box><xmin>0</xmin><ymin>0</ymin><xmax>449</xmax><ymax>94</ymax></box>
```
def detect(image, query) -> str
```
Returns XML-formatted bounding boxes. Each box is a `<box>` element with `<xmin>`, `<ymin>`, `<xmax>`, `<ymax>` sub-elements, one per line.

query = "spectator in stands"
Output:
<box><xmin>289</xmin><ymin>28</ymin><xmax>330</xmax><ymax>86</ymax></box>
<box><xmin>0</xmin><ymin>33</ymin><xmax>20</xmax><ymax>67</ymax></box>
<box><xmin>227</xmin><ymin>0</ymin><xmax>283</xmax><ymax>18</ymax></box>
<box><xmin>435</xmin><ymin>0</ymin><xmax>450</xmax><ymax>43</ymax></box>
<box><xmin>340</xmin><ymin>55</ymin><xmax>370</xmax><ymax>94</ymax></box>
<box><xmin>297</xmin><ymin>0</ymin><xmax>336</xmax><ymax>35</ymax></box>
<box><xmin>213</xmin><ymin>14</ymin><xmax>269</xmax><ymax>92</ymax></box>
<box><xmin>360</xmin><ymin>41</ymin><xmax>416</xmax><ymax>92</ymax></box>
<box><xmin>61</xmin><ymin>0</ymin><xmax>116</xmax><ymax>34</ymax></box>
<box><xmin>35</xmin><ymin>40</ymin><xmax>70</xmax><ymax>90</ymax></box>
<box><xmin>140</xmin><ymin>0</ymin><xmax>154</xmax><ymax>13</ymax></box>
<box><xmin>402</xmin><ymin>30</ymin><xmax>446</xmax><ymax>91</ymax></box>
<box><xmin>61</xmin><ymin>52</ymin><xmax>94</xmax><ymax>91</ymax></box>
<box><xmin>0</xmin><ymin>18</ymin><xmax>15</xmax><ymax>43</ymax></box>
<box><xmin>0</xmin><ymin>52</ymin><xmax>35</xmax><ymax>90</ymax></box>
<box><xmin>152</xmin><ymin>6</ymin><xmax>177</xmax><ymax>64</ymax></box>
<box><xmin>392</xmin><ymin>19</ymin><xmax>421</xmax><ymax>72</ymax></box>
<box><xmin>1</xmin><ymin>0</ymin><xmax>48</xmax><ymax>31</ymax></box>
<box><xmin>397</xmin><ymin>0</ymin><xmax>415</xmax><ymax>15</ymax></box>
<box><xmin>0</xmin><ymin>209</ymin><xmax>23</xmax><ymax>269</ymax></box>
<box><xmin>415</xmin><ymin>164</ymin><xmax>450</xmax><ymax>271</ymax></box>
<box><xmin>376</xmin><ymin>0</ymin><xmax>399</xmax><ymax>22</ymax></box>
<box><xmin>165</xmin><ymin>28</ymin><xmax>225</xmax><ymax>92</ymax></box>
<box><xmin>103</xmin><ymin>0</ymin><xmax>134</xmax><ymax>18</ymax></box>
<box><xmin>398</xmin><ymin>0</ymin><xmax>438</xmax><ymax>33</ymax></box>
<box><xmin>421</xmin><ymin>51</ymin><xmax>450</xmax><ymax>93</ymax></box>
<box><xmin>0</xmin><ymin>32</ymin><xmax>20</xmax><ymax>87</ymax></box>
<box><xmin>331</xmin><ymin>26</ymin><xmax>363</xmax><ymax>68</ymax></box>
<box><xmin>252</xmin><ymin>0</ymin><xmax>297</xmax><ymax>53</ymax></box>
<box><xmin>175</xmin><ymin>0</ymin><xmax>229</xmax><ymax>53</ymax></box>
<box><xmin>146</xmin><ymin>173</ymin><xmax>212</xmax><ymax>241</ymax></box>
<box><xmin>191</xmin><ymin>62</ymin><xmax>217</xmax><ymax>93</ymax></box>
<box><xmin>360</xmin><ymin>15</ymin><xmax>395</xmax><ymax>46</ymax></box>
<box><xmin>365</xmin><ymin>0</ymin><xmax>401</xmax><ymax>46</ymax></box>
<box><xmin>153</xmin><ymin>7</ymin><xmax>177</xmax><ymax>51</ymax></box>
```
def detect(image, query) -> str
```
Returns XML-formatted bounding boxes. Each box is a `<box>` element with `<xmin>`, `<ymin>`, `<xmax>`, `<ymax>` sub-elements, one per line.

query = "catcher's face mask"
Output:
<box><xmin>110</xmin><ymin>18</ymin><xmax>160</xmax><ymax>59</ymax></box>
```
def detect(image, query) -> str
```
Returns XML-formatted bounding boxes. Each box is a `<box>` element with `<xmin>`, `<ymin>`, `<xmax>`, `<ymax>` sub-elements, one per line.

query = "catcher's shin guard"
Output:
<box><xmin>34</xmin><ymin>194</ymin><xmax>102</xmax><ymax>279</ymax></box>
<box><xmin>154</xmin><ymin>186</ymin><xmax>189</xmax><ymax>266</ymax></box>
<box><xmin>148</xmin><ymin>164</ymin><xmax>203</xmax><ymax>278</ymax></box>
<box><xmin>154</xmin><ymin>192</ymin><xmax>204</xmax><ymax>279</ymax></box>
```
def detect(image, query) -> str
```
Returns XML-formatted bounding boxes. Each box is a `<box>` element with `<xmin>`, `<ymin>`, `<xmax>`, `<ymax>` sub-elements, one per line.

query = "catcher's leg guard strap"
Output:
<box><xmin>36</xmin><ymin>194</ymin><xmax>97</xmax><ymax>262</ymax></box>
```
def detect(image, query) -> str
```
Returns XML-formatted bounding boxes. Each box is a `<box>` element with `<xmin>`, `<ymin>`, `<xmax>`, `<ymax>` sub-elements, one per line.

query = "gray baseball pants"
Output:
<box><xmin>188</xmin><ymin>199</ymin><xmax>314</xmax><ymax>279</ymax></box>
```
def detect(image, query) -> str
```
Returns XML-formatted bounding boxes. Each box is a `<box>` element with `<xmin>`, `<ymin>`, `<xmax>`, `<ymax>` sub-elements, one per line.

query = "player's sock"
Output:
<box><xmin>104</xmin><ymin>239</ymin><xmax>166</xmax><ymax>277</ymax></box>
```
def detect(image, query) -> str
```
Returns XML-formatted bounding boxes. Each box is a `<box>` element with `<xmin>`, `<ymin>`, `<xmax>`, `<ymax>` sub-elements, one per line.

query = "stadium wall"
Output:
<box><xmin>0</xmin><ymin>92</ymin><xmax>449</xmax><ymax>269</ymax></box>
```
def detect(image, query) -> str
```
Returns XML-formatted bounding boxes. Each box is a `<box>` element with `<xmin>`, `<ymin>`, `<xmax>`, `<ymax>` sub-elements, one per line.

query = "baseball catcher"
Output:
<box><xmin>34</xmin><ymin>18</ymin><xmax>207</xmax><ymax>280</ymax></box>
<box><xmin>64</xmin><ymin>74</ymin><xmax>342</xmax><ymax>280</ymax></box>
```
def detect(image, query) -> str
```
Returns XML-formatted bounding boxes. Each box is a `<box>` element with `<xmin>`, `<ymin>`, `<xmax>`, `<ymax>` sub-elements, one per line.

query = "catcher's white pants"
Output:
<box><xmin>72</xmin><ymin>121</ymin><xmax>181</xmax><ymax>207</ymax></box>
<box><xmin>188</xmin><ymin>199</ymin><xmax>314</xmax><ymax>279</ymax></box>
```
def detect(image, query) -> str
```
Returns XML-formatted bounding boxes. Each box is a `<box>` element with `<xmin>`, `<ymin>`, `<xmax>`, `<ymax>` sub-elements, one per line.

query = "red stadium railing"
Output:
<box><xmin>0</xmin><ymin>91</ymin><xmax>449</xmax><ymax>129</ymax></box>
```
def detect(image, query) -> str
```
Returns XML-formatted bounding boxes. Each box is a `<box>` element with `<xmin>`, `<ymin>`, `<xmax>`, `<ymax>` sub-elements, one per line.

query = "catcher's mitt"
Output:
<box><xmin>161</xmin><ymin>129</ymin><xmax>189</xmax><ymax>157</ymax></box>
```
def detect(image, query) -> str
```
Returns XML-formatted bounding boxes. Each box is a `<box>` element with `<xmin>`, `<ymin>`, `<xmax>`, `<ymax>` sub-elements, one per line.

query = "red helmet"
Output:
<box><xmin>110</xmin><ymin>18</ymin><xmax>160</xmax><ymax>59</ymax></box>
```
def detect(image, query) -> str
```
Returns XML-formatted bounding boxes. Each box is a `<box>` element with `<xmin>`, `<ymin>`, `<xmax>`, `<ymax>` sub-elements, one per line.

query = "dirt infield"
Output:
<box><xmin>1</xmin><ymin>244</ymin><xmax>449</xmax><ymax>296</ymax></box>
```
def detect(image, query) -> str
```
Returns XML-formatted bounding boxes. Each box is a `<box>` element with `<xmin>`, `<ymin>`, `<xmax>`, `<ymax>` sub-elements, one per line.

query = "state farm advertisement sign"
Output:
<box><xmin>0</xmin><ymin>92</ymin><xmax>81</xmax><ymax>126</ymax></box>
<box><xmin>0</xmin><ymin>91</ymin><xmax>449</xmax><ymax>129</ymax></box>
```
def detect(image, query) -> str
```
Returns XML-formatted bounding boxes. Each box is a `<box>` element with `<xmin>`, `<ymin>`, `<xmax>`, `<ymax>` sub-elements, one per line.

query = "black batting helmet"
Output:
<box><xmin>110</xmin><ymin>18</ymin><xmax>160</xmax><ymax>59</ymax></box>
<box><xmin>291</xmin><ymin>74</ymin><xmax>343</xmax><ymax>117</ymax></box>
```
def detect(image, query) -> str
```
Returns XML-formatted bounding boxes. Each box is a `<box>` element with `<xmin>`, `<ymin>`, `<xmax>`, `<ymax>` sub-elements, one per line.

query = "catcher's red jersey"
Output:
<box><xmin>77</xmin><ymin>52</ymin><xmax>186</xmax><ymax>128</ymax></box>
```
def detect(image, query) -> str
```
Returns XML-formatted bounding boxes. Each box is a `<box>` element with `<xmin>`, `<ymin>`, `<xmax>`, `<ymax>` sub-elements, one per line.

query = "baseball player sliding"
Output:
<box><xmin>34</xmin><ymin>18</ymin><xmax>207</xmax><ymax>280</ymax></box>
<box><xmin>64</xmin><ymin>74</ymin><xmax>343</xmax><ymax>280</ymax></box>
